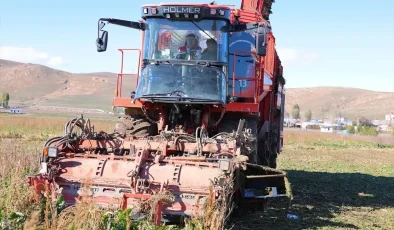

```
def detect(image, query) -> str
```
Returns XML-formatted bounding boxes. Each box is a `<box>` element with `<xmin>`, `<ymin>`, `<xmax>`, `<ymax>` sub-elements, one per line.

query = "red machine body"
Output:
<box><xmin>113</xmin><ymin>0</ymin><xmax>285</xmax><ymax>157</ymax></box>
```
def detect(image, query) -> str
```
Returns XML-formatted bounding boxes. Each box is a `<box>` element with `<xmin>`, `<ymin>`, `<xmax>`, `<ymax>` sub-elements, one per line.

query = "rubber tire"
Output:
<box><xmin>268</xmin><ymin>150</ymin><xmax>277</xmax><ymax>168</ymax></box>
<box><xmin>114</xmin><ymin>115</ymin><xmax>154</xmax><ymax>138</ymax></box>
<box><xmin>259</xmin><ymin>139</ymin><xmax>278</xmax><ymax>169</ymax></box>
<box><xmin>269</xmin><ymin>122</ymin><xmax>280</xmax><ymax>169</ymax></box>
<box><xmin>260</xmin><ymin>128</ymin><xmax>279</xmax><ymax>169</ymax></box>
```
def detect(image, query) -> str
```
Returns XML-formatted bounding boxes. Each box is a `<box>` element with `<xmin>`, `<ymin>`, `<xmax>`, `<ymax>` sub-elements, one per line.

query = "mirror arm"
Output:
<box><xmin>99</xmin><ymin>18</ymin><xmax>145</xmax><ymax>30</ymax></box>
<box><xmin>244</xmin><ymin>22</ymin><xmax>259</xmax><ymax>30</ymax></box>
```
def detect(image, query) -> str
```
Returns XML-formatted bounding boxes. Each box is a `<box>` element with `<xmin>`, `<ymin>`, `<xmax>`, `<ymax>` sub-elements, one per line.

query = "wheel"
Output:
<box><xmin>259</xmin><ymin>139</ymin><xmax>278</xmax><ymax>168</ymax></box>
<box><xmin>269</xmin><ymin>126</ymin><xmax>279</xmax><ymax>168</ymax></box>
<box><xmin>114</xmin><ymin>115</ymin><xmax>155</xmax><ymax>138</ymax></box>
<box><xmin>259</xmin><ymin>125</ymin><xmax>279</xmax><ymax>169</ymax></box>
<box><xmin>267</xmin><ymin>150</ymin><xmax>277</xmax><ymax>168</ymax></box>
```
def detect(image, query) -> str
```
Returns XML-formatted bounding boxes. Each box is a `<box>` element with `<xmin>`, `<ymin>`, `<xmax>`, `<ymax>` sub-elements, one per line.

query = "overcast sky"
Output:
<box><xmin>0</xmin><ymin>0</ymin><xmax>393</xmax><ymax>92</ymax></box>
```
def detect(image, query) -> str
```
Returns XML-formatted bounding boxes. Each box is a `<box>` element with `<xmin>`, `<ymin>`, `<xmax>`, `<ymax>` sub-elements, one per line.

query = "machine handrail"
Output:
<box><xmin>115</xmin><ymin>49</ymin><xmax>141</xmax><ymax>98</ymax></box>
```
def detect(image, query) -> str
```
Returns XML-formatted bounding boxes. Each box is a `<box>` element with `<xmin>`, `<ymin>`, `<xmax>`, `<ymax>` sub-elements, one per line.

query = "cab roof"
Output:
<box><xmin>142</xmin><ymin>2</ymin><xmax>233</xmax><ymax>10</ymax></box>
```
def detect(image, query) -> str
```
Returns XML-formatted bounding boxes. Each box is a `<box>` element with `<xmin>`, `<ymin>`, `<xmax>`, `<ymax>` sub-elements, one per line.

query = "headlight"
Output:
<box><xmin>48</xmin><ymin>147</ymin><xmax>58</xmax><ymax>158</ymax></box>
<box><xmin>43</xmin><ymin>147</ymin><xmax>58</xmax><ymax>158</ymax></box>
<box><xmin>219</xmin><ymin>159</ymin><xmax>230</xmax><ymax>171</ymax></box>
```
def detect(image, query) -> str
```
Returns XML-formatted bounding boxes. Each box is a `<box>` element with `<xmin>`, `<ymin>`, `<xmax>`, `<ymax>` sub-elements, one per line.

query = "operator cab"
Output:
<box><xmin>96</xmin><ymin>3</ymin><xmax>269</xmax><ymax>106</ymax></box>
<box><xmin>135</xmin><ymin>4</ymin><xmax>231</xmax><ymax>105</ymax></box>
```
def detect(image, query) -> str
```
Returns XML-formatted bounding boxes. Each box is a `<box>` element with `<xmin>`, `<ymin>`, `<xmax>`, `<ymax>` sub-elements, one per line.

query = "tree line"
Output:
<box><xmin>287</xmin><ymin>104</ymin><xmax>312</xmax><ymax>121</ymax></box>
<box><xmin>287</xmin><ymin>103</ymin><xmax>382</xmax><ymax>136</ymax></box>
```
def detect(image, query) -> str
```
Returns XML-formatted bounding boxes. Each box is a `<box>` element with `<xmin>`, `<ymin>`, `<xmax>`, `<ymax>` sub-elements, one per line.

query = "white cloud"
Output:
<box><xmin>47</xmin><ymin>56</ymin><xmax>64</xmax><ymax>66</ymax></box>
<box><xmin>277</xmin><ymin>48</ymin><xmax>298</xmax><ymax>61</ymax></box>
<box><xmin>0</xmin><ymin>46</ymin><xmax>64</xmax><ymax>66</ymax></box>
<box><xmin>277</xmin><ymin>48</ymin><xmax>319</xmax><ymax>66</ymax></box>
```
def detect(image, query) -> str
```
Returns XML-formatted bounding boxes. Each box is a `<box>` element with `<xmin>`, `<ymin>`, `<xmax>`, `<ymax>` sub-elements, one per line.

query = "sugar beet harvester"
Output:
<box><xmin>27</xmin><ymin>0</ymin><xmax>290</xmax><ymax>226</ymax></box>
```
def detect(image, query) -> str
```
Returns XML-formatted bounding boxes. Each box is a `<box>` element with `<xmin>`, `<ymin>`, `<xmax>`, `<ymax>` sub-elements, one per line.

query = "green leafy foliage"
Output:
<box><xmin>291</xmin><ymin>104</ymin><xmax>300</xmax><ymax>119</ymax></box>
<box><xmin>1</xmin><ymin>93</ymin><xmax>10</xmax><ymax>108</ymax></box>
<box><xmin>357</xmin><ymin>125</ymin><xmax>378</xmax><ymax>136</ymax></box>
<box><xmin>344</xmin><ymin>125</ymin><xmax>355</xmax><ymax>134</ymax></box>
<box><xmin>0</xmin><ymin>207</ymin><xmax>28</xmax><ymax>230</ymax></box>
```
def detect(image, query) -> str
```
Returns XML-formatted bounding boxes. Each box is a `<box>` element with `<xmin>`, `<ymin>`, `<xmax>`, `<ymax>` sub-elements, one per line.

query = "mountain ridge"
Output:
<box><xmin>1</xmin><ymin>59</ymin><xmax>393</xmax><ymax>120</ymax></box>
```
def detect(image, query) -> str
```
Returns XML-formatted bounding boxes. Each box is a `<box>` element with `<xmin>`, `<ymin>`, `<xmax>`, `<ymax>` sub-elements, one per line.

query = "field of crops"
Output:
<box><xmin>1</xmin><ymin>116</ymin><xmax>393</xmax><ymax>229</ymax></box>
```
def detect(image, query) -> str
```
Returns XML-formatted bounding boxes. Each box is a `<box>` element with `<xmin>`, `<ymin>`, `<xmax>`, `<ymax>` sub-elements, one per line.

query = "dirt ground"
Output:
<box><xmin>231</xmin><ymin>129</ymin><xmax>394</xmax><ymax>230</ymax></box>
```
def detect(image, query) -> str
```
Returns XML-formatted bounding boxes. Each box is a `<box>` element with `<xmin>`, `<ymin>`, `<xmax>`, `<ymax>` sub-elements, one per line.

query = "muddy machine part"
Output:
<box><xmin>27</xmin><ymin>115</ymin><xmax>290</xmax><ymax>224</ymax></box>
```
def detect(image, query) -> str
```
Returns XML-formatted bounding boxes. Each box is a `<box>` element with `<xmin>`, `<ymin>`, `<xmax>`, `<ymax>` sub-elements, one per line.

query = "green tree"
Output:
<box><xmin>345</xmin><ymin>125</ymin><xmax>355</xmax><ymax>134</ymax></box>
<box><xmin>2</xmin><ymin>93</ymin><xmax>10</xmax><ymax>108</ymax></box>
<box><xmin>357</xmin><ymin>125</ymin><xmax>378</xmax><ymax>136</ymax></box>
<box><xmin>305</xmin><ymin>109</ymin><xmax>312</xmax><ymax>121</ymax></box>
<box><xmin>357</xmin><ymin>116</ymin><xmax>372</xmax><ymax>127</ymax></box>
<box><xmin>291</xmin><ymin>104</ymin><xmax>300</xmax><ymax>119</ymax></box>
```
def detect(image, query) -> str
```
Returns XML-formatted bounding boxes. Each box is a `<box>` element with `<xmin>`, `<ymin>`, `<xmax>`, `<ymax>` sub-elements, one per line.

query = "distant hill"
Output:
<box><xmin>1</xmin><ymin>59</ymin><xmax>393</xmax><ymax>120</ymax></box>
<box><xmin>0</xmin><ymin>59</ymin><xmax>134</xmax><ymax>110</ymax></box>
<box><xmin>284</xmin><ymin>87</ymin><xmax>394</xmax><ymax>121</ymax></box>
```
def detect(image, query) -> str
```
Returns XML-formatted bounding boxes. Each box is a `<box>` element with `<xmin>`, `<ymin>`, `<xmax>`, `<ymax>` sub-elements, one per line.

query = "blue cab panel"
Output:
<box><xmin>228</xmin><ymin>30</ymin><xmax>256</xmax><ymax>98</ymax></box>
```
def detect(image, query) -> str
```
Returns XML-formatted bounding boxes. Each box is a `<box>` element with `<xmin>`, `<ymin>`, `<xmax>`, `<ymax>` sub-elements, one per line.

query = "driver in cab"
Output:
<box><xmin>201</xmin><ymin>39</ymin><xmax>217</xmax><ymax>61</ymax></box>
<box><xmin>175</xmin><ymin>33</ymin><xmax>202</xmax><ymax>60</ymax></box>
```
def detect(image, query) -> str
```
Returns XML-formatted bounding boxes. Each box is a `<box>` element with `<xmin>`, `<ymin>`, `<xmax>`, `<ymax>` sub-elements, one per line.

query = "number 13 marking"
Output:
<box><xmin>238</xmin><ymin>80</ymin><xmax>247</xmax><ymax>87</ymax></box>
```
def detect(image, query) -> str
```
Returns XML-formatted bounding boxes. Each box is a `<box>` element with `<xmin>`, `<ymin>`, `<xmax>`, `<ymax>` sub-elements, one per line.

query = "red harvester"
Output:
<box><xmin>27</xmin><ymin>0</ymin><xmax>291</xmax><ymax>227</ymax></box>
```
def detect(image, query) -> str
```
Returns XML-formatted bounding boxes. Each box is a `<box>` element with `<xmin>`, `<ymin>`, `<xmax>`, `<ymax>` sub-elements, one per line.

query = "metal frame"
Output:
<box><xmin>115</xmin><ymin>49</ymin><xmax>142</xmax><ymax>98</ymax></box>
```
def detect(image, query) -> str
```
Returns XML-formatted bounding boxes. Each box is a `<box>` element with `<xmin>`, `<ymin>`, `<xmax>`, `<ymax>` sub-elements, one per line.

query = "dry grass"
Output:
<box><xmin>0</xmin><ymin>116</ymin><xmax>116</xmax><ymax>140</ymax></box>
<box><xmin>1</xmin><ymin>117</ymin><xmax>393</xmax><ymax>229</ymax></box>
<box><xmin>284</xmin><ymin>128</ymin><xmax>394</xmax><ymax>146</ymax></box>
<box><xmin>0</xmin><ymin>139</ymin><xmax>40</xmax><ymax>215</ymax></box>
<box><xmin>202</xmin><ymin>175</ymin><xmax>235</xmax><ymax>230</ymax></box>
<box><xmin>0</xmin><ymin>138</ymin><xmax>41</xmax><ymax>229</ymax></box>
<box><xmin>0</xmin><ymin>117</ymin><xmax>115</xmax><ymax>229</ymax></box>
<box><xmin>52</xmin><ymin>200</ymin><xmax>107</xmax><ymax>230</ymax></box>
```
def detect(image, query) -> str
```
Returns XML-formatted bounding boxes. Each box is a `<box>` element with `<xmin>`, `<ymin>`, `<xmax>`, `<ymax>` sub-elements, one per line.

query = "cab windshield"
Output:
<box><xmin>143</xmin><ymin>18</ymin><xmax>228</xmax><ymax>62</ymax></box>
<box><xmin>134</xmin><ymin>64</ymin><xmax>227</xmax><ymax>104</ymax></box>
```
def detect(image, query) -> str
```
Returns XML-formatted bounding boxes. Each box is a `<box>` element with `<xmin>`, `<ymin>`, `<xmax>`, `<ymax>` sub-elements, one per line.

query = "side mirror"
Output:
<box><xmin>256</xmin><ymin>26</ymin><xmax>267</xmax><ymax>56</ymax></box>
<box><xmin>96</xmin><ymin>30</ymin><xmax>108</xmax><ymax>52</ymax></box>
<box><xmin>97</xmin><ymin>21</ymin><xmax>108</xmax><ymax>52</ymax></box>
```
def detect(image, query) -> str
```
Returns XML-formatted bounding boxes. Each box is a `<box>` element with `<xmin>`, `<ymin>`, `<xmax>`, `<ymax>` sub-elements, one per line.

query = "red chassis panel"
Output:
<box><xmin>113</xmin><ymin>97</ymin><xmax>260</xmax><ymax>114</ymax></box>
